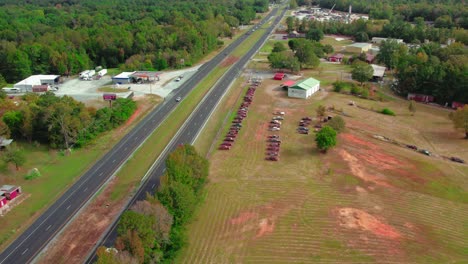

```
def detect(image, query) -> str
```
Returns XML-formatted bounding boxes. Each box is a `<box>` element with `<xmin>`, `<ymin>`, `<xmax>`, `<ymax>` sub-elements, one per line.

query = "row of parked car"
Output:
<box><xmin>266</xmin><ymin>111</ymin><xmax>285</xmax><ymax>161</ymax></box>
<box><xmin>297</xmin><ymin>116</ymin><xmax>312</xmax><ymax>134</ymax></box>
<box><xmin>219</xmin><ymin>82</ymin><xmax>260</xmax><ymax>150</ymax></box>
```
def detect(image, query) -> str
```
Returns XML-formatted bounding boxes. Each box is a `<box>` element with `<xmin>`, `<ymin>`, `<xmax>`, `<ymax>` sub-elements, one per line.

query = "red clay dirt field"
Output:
<box><xmin>178</xmin><ymin>74</ymin><xmax>468</xmax><ymax>263</ymax></box>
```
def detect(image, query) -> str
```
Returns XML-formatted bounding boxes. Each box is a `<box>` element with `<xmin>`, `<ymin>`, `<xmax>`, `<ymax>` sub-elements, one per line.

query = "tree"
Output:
<box><xmin>315</xmin><ymin>126</ymin><xmax>337</xmax><ymax>153</ymax></box>
<box><xmin>351</xmin><ymin>61</ymin><xmax>373</xmax><ymax>86</ymax></box>
<box><xmin>408</xmin><ymin>100</ymin><xmax>416</xmax><ymax>116</ymax></box>
<box><xmin>2</xmin><ymin>143</ymin><xmax>26</xmax><ymax>170</ymax></box>
<box><xmin>327</xmin><ymin>116</ymin><xmax>346</xmax><ymax>133</ymax></box>
<box><xmin>449</xmin><ymin>105</ymin><xmax>468</xmax><ymax>139</ymax></box>
<box><xmin>157</xmin><ymin>181</ymin><xmax>197</xmax><ymax>225</ymax></box>
<box><xmin>316</xmin><ymin>105</ymin><xmax>326</xmax><ymax>119</ymax></box>
<box><xmin>354</xmin><ymin>31</ymin><xmax>369</xmax><ymax>42</ymax></box>
<box><xmin>376</xmin><ymin>39</ymin><xmax>404</xmax><ymax>70</ymax></box>
<box><xmin>286</xmin><ymin>16</ymin><xmax>294</xmax><ymax>33</ymax></box>
<box><xmin>306</xmin><ymin>28</ymin><xmax>324</xmax><ymax>41</ymax></box>
<box><xmin>272</xmin><ymin>42</ymin><xmax>287</xmax><ymax>53</ymax></box>
<box><xmin>289</xmin><ymin>39</ymin><xmax>320</xmax><ymax>68</ymax></box>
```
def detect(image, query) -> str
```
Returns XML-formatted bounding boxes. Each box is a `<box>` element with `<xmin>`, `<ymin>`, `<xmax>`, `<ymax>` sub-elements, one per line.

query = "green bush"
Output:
<box><xmin>327</xmin><ymin>116</ymin><xmax>346</xmax><ymax>133</ymax></box>
<box><xmin>333</xmin><ymin>81</ymin><xmax>345</xmax><ymax>92</ymax></box>
<box><xmin>24</xmin><ymin>168</ymin><xmax>41</xmax><ymax>180</ymax></box>
<box><xmin>381</xmin><ymin>108</ymin><xmax>395</xmax><ymax>116</ymax></box>
<box><xmin>350</xmin><ymin>85</ymin><xmax>361</xmax><ymax>95</ymax></box>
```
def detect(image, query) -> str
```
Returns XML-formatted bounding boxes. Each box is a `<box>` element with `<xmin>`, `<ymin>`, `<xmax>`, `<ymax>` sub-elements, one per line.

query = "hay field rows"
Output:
<box><xmin>181</xmin><ymin>68</ymin><xmax>468</xmax><ymax>263</ymax></box>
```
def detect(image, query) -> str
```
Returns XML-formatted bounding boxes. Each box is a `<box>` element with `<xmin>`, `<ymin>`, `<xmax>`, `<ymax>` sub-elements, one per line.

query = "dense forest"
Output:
<box><xmin>0</xmin><ymin>0</ymin><xmax>270</xmax><ymax>83</ymax></box>
<box><xmin>0</xmin><ymin>92</ymin><xmax>137</xmax><ymax>148</ymax></box>
<box><xmin>297</xmin><ymin>0</ymin><xmax>468</xmax><ymax>28</ymax></box>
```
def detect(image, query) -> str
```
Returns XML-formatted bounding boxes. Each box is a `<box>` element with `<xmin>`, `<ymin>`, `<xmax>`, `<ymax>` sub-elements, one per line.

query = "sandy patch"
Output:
<box><xmin>255</xmin><ymin>218</ymin><xmax>275</xmax><ymax>238</ymax></box>
<box><xmin>227</xmin><ymin>193</ymin><xmax>305</xmax><ymax>239</ymax></box>
<box><xmin>230</xmin><ymin>212</ymin><xmax>258</xmax><ymax>225</ymax></box>
<box><xmin>336</xmin><ymin>208</ymin><xmax>401</xmax><ymax>239</ymax></box>
<box><xmin>338</xmin><ymin>149</ymin><xmax>392</xmax><ymax>188</ymax></box>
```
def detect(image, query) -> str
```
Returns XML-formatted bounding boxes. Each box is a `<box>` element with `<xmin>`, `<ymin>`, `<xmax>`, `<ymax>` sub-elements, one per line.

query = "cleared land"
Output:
<box><xmin>180</xmin><ymin>64</ymin><xmax>468</xmax><ymax>263</ymax></box>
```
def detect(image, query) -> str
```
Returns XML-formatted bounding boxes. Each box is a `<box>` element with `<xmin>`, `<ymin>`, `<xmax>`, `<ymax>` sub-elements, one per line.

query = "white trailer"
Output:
<box><xmin>79</xmin><ymin>70</ymin><xmax>90</xmax><ymax>79</ymax></box>
<box><xmin>98</xmin><ymin>69</ymin><xmax>107</xmax><ymax>77</ymax></box>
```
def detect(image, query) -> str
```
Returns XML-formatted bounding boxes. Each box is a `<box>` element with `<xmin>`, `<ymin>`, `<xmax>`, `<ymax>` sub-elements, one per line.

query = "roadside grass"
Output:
<box><xmin>183</xmin><ymin>60</ymin><xmax>468</xmax><ymax>263</ymax></box>
<box><xmin>97</xmin><ymin>87</ymin><xmax>130</xmax><ymax>93</ymax></box>
<box><xmin>321</xmin><ymin>36</ymin><xmax>353</xmax><ymax>52</ymax></box>
<box><xmin>0</xmin><ymin>129</ymin><xmax>127</xmax><ymax>249</ymax></box>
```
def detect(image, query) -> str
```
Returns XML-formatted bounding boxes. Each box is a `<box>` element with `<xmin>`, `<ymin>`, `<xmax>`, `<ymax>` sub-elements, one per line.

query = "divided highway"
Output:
<box><xmin>0</xmin><ymin>7</ymin><xmax>285</xmax><ymax>264</ymax></box>
<box><xmin>89</xmin><ymin>7</ymin><xmax>287</xmax><ymax>262</ymax></box>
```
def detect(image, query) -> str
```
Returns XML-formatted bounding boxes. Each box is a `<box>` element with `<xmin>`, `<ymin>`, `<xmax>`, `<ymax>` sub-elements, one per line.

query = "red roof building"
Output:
<box><xmin>328</xmin><ymin>53</ymin><xmax>344</xmax><ymax>62</ymax></box>
<box><xmin>0</xmin><ymin>185</ymin><xmax>21</xmax><ymax>200</ymax></box>
<box><xmin>0</xmin><ymin>193</ymin><xmax>7</xmax><ymax>208</ymax></box>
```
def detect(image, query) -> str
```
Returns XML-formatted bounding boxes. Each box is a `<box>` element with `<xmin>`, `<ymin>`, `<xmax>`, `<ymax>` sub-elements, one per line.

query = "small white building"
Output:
<box><xmin>371</xmin><ymin>64</ymin><xmax>386</xmax><ymax>80</ymax></box>
<box><xmin>288</xmin><ymin>78</ymin><xmax>320</xmax><ymax>99</ymax></box>
<box><xmin>345</xmin><ymin>43</ymin><xmax>373</xmax><ymax>53</ymax></box>
<box><xmin>111</xmin><ymin>72</ymin><xmax>136</xmax><ymax>84</ymax></box>
<box><xmin>14</xmin><ymin>75</ymin><xmax>60</xmax><ymax>93</ymax></box>
<box><xmin>371</xmin><ymin>37</ymin><xmax>404</xmax><ymax>44</ymax></box>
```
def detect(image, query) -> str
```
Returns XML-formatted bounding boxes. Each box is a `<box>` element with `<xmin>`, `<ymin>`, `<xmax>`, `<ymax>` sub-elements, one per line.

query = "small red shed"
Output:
<box><xmin>328</xmin><ymin>53</ymin><xmax>344</xmax><ymax>62</ymax></box>
<box><xmin>452</xmin><ymin>102</ymin><xmax>465</xmax><ymax>109</ymax></box>
<box><xmin>407</xmin><ymin>93</ymin><xmax>434</xmax><ymax>103</ymax></box>
<box><xmin>274</xmin><ymin>72</ymin><xmax>285</xmax><ymax>80</ymax></box>
<box><xmin>0</xmin><ymin>185</ymin><xmax>21</xmax><ymax>200</ymax></box>
<box><xmin>0</xmin><ymin>192</ymin><xmax>7</xmax><ymax>208</ymax></box>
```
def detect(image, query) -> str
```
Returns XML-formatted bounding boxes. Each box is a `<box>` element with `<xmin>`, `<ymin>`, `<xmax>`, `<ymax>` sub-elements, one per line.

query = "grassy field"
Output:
<box><xmin>181</xmin><ymin>61</ymin><xmax>468</xmax><ymax>263</ymax></box>
<box><xmin>0</xmin><ymin>15</ymin><xmax>274</xmax><ymax>250</ymax></box>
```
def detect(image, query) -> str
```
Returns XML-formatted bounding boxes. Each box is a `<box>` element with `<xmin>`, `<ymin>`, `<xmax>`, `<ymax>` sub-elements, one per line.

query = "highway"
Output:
<box><xmin>0</xmin><ymin>6</ymin><xmax>285</xmax><ymax>264</ymax></box>
<box><xmin>87</xmin><ymin>7</ymin><xmax>287</xmax><ymax>262</ymax></box>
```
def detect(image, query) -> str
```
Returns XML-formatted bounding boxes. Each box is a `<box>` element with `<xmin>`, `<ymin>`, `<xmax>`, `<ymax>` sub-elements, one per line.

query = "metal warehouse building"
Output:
<box><xmin>14</xmin><ymin>75</ymin><xmax>60</xmax><ymax>92</ymax></box>
<box><xmin>288</xmin><ymin>77</ymin><xmax>320</xmax><ymax>99</ymax></box>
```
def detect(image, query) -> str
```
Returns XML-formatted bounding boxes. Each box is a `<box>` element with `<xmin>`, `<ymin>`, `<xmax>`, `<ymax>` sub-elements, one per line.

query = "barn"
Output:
<box><xmin>14</xmin><ymin>75</ymin><xmax>60</xmax><ymax>93</ymax></box>
<box><xmin>288</xmin><ymin>78</ymin><xmax>320</xmax><ymax>99</ymax></box>
<box><xmin>346</xmin><ymin>43</ymin><xmax>372</xmax><ymax>53</ymax></box>
<box><xmin>0</xmin><ymin>185</ymin><xmax>21</xmax><ymax>200</ymax></box>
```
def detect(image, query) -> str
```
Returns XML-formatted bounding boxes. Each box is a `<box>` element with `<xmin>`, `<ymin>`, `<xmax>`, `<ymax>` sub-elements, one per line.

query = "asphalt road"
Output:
<box><xmin>87</xmin><ymin>7</ymin><xmax>287</xmax><ymax>262</ymax></box>
<box><xmin>0</xmin><ymin>7</ymin><xmax>285</xmax><ymax>264</ymax></box>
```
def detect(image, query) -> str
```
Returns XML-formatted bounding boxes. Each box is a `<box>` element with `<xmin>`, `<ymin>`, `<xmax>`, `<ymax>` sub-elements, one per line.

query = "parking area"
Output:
<box><xmin>53</xmin><ymin>66</ymin><xmax>200</xmax><ymax>103</ymax></box>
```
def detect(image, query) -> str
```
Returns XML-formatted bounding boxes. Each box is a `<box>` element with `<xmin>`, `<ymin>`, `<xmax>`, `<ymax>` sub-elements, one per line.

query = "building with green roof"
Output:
<box><xmin>288</xmin><ymin>77</ymin><xmax>320</xmax><ymax>99</ymax></box>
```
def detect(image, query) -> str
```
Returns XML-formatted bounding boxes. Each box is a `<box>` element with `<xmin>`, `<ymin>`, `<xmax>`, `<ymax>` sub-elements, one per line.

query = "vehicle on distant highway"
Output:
<box><xmin>175</xmin><ymin>96</ymin><xmax>181</xmax><ymax>102</ymax></box>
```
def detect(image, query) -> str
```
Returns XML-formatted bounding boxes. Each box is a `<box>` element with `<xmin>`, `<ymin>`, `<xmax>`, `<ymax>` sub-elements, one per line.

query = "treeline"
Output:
<box><xmin>96</xmin><ymin>144</ymin><xmax>209</xmax><ymax>263</ymax></box>
<box><xmin>0</xmin><ymin>0</ymin><xmax>270</xmax><ymax>83</ymax></box>
<box><xmin>268</xmin><ymin>38</ymin><xmax>333</xmax><ymax>72</ymax></box>
<box><xmin>286</xmin><ymin>14</ymin><xmax>468</xmax><ymax>45</ymax></box>
<box><xmin>388</xmin><ymin>41</ymin><xmax>468</xmax><ymax>104</ymax></box>
<box><xmin>300</xmin><ymin>0</ymin><xmax>468</xmax><ymax>28</ymax></box>
<box><xmin>0</xmin><ymin>92</ymin><xmax>136</xmax><ymax>148</ymax></box>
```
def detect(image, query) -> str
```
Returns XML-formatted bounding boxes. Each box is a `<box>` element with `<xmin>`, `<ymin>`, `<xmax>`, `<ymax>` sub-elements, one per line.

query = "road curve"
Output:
<box><xmin>0</xmin><ymin>7</ymin><xmax>285</xmax><ymax>264</ymax></box>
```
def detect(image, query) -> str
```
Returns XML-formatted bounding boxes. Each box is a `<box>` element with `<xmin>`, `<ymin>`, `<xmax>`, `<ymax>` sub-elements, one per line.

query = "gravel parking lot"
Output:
<box><xmin>54</xmin><ymin>66</ymin><xmax>200</xmax><ymax>103</ymax></box>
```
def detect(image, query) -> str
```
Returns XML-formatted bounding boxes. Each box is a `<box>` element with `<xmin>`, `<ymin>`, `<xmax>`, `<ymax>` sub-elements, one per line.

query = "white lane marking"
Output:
<box><xmin>66</xmin><ymin>205</ymin><xmax>71</xmax><ymax>210</ymax></box>
<box><xmin>46</xmin><ymin>225</ymin><xmax>51</xmax><ymax>231</ymax></box>
<box><xmin>99</xmin><ymin>172</ymin><xmax>103</xmax><ymax>176</ymax></box>
<box><xmin>151</xmin><ymin>184</ymin><xmax>156</xmax><ymax>189</ymax></box>
<box><xmin>124</xmin><ymin>147</ymin><xmax>128</xmax><ymax>151</ymax></box>
<box><xmin>112</xmin><ymin>159</ymin><xmax>116</xmax><ymax>163</ymax></box>
<box><xmin>84</xmin><ymin>187</ymin><xmax>88</xmax><ymax>192</ymax></box>
<box><xmin>21</xmin><ymin>248</ymin><xmax>29</xmax><ymax>255</ymax></box>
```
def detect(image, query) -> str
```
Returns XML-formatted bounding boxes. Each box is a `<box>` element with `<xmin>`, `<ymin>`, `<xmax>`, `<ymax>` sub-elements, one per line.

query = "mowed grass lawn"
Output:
<box><xmin>180</xmin><ymin>63</ymin><xmax>468</xmax><ymax>263</ymax></box>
